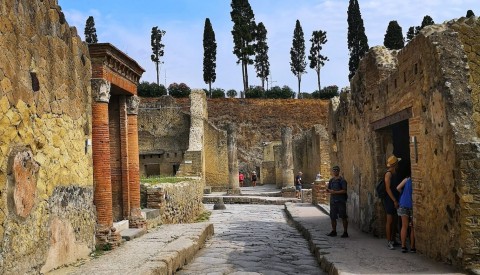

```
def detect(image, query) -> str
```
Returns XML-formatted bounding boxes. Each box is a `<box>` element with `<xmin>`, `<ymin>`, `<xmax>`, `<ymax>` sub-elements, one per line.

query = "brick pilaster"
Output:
<box><xmin>91</xmin><ymin>79</ymin><xmax>112</xmax><ymax>227</ymax></box>
<box><xmin>127</xmin><ymin>96</ymin><xmax>144</xmax><ymax>226</ymax></box>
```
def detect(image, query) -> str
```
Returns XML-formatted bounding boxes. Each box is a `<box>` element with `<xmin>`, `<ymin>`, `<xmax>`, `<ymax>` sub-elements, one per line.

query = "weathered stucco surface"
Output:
<box><xmin>0</xmin><ymin>0</ymin><xmax>95</xmax><ymax>273</ymax></box>
<box><xmin>330</xmin><ymin>18</ymin><xmax>480</xmax><ymax>269</ymax></box>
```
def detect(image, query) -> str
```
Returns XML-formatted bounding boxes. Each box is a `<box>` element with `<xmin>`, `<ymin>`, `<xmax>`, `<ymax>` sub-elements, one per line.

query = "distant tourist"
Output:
<box><xmin>384</xmin><ymin>155</ymin><xmax>401</xmax><ymax>250</ymax></box>
<box><xmin>239</xmin><ymin>172</ymin><xmax>245</xmax><ymax>187</ymax></box>
<box><xmin>251</xmin><ymin>171</ymin><xmax>257</xmax><ymax>187</ymax></box>
<box><xmin>397</xmin><ymin>176</ymin><xmax>416</xmax><ymax>253</ymax></box>
<box><xmin>326</xmin><ymin>165</ymin><xmax>349</xmax><ymax>238</ymax></box>
<box><xmin>295</xmin><ymin>171</ymin><xmax>303</xmax><ymax>199</ymax></box>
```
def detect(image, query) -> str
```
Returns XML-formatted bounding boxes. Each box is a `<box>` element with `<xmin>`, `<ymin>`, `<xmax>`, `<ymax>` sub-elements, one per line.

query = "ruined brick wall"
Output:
<box><xmin>138</xmin><ymin>96</ymin><xmax>190</xmax><ymax>176</ymax></box>
<box><xmin>330</xmin><ymin>19</ymin><xmax>480</xmax><ymax>269</ymax></box>
<box><xmin>204</xmin><ymin>121</ymin><xmax>229</xmax><ymax>189</ymax></box>
<box><xmin>0</xmin><ymin>1</ymin><xmax>95</xmax><ymax>273</ymax></box>
<box><xmin>293</xmin><ymin>125</ymin><xmax>330</xmax><ymax>184</ymax></box>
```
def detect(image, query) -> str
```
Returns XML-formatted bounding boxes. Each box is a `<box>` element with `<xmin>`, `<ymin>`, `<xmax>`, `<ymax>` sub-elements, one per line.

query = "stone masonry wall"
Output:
<box><xmin>330</xmin><ymin>19</ymin><xmax>480</xmax><ymax>269</ymax></box>
<box><xmin>204</xmin><ymin>121</ymin><xmax>229</xmax><ymax>189</ymax></box>
<box><xmin>293</xmin><ymin>125</ymin><xmax>330</xmax><ymax>185</ymax></box>
<box><xmin>143</xmin><ymin>179</ymin><xmax>205</xmax><ymax>224</ymax></box>
<box><xmin>138</xmin><ymin>96</ymin><xmax>190</xmax><ymax>176</ymax></box>
<box><xmin>0</xmin><ymin>0</ymin><xmax>94</xmax><ymax>273</ymax></box>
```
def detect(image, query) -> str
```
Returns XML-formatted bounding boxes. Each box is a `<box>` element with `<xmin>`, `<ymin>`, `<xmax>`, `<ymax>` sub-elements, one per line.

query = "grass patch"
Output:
<box><xmin>141</xmin><ymin>176</ymin><xmax>189</xmax><ymax>185</ymax></box>
<box><xmin>195</xmin><ymin>210</ymin><xmax>211</xmax><ymax>222</ymax></box>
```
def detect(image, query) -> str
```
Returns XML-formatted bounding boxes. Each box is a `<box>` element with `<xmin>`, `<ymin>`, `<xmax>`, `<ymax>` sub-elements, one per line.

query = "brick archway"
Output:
<box><xmin>89</xmin><ymin>43</ymin><xmax>145</xmax><ymax>246</ymax></box>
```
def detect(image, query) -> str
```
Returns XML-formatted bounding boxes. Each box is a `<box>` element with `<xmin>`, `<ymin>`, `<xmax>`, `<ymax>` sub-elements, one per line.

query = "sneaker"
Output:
<box><xmin>410</xmin><ymin>248</ymin><xmax>416</xmax><ymax>253</ymax></box>
<box><xmin>387</xmin><ymin>241</ymin><xmax>394</xmax><ymax>250</ymax></box>
<box><xmin>341</xmin><ymin>232</ymin><xmax>349</xmax><ymax>238</ymax></box>
<box><xmin>401</xmin><ymin>247</ymin><xmax>408</xmax><ymax>253</ymax></box>
<box><xmin>326</xmin><ymin>231</ymin><xmax>337</xmax><ymax>237</ymax></box>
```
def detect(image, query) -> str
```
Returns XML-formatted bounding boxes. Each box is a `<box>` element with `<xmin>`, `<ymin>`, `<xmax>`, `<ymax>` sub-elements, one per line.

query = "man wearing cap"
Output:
<box><xmin>384</xmin><ymin>155</ymin><xmax>401</xmax><ymax>249</ymax></box>
<box><xmin>326</xmin><ymin>165</ymin><xmax>349</xmax><ymax>238</ymax></box>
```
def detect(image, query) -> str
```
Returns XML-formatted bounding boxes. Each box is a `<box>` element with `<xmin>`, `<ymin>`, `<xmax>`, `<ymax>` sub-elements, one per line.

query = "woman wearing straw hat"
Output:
<box><xmin>384</xmin><ymin>155</ymin><xmax>401</xmax><ymax>250</ymax></box>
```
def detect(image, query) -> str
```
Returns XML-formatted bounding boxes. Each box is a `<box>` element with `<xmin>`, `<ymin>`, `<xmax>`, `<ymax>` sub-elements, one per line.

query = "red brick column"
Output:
<box><xmin>91</xmin><ymin>79</ymin><xmax>113</xmax><ymax>227</ymax></box>
<box><xmin>127</xmin><ymin>96</ymin><xmax>145</xmax><ymax>228</ymax></box>
<box><xmin>119</xmin><ymin>96</ymin><xmax>130</xmax><ymax>219</ymax></box>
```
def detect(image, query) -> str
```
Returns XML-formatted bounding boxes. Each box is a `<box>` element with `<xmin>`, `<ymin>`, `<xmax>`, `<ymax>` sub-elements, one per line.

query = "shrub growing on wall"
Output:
<box><xmin>168</xmin><ymin>82</ymin><xmax>191</xmax><ymax>98</ymax></box>
<box><xmin>226</xmin><ymin>89</ymin><xmax>238</xmax><ymax>98</ymax></box>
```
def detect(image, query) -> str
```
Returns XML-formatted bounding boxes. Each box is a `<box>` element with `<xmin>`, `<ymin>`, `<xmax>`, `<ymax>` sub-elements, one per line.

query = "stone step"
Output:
<box><xmin>120</xmin><ymin>228</ymin><xmax>146</xmax><ymax>241</ymax></box>
<box><xmin>113</xmin><ymin>220</ymin><xmax>129</xmax><ymax>232</ymax></box>
<box><xmin>141</xmin><ymin>208</ymin><xmax>160</xmax><ymax>219</ymax></box>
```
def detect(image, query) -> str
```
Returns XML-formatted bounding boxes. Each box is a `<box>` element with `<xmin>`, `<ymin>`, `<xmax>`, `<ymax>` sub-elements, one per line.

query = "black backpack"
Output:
<box><xmin>375</xmin><ymin>171</ymin><xmax>390</xmax><ymax>198</ymax></box>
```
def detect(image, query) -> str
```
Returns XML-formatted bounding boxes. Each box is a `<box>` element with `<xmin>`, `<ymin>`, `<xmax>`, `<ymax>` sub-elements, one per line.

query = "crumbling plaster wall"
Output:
<box><xmin>0</xmin><ymin>0</ymin><xmax>95</xmax><ymax>273</ymax></box>
<box><xmin>330</xmin><ymin>18</ymin><xmax>480</xmax><ymax>269</ymax></box>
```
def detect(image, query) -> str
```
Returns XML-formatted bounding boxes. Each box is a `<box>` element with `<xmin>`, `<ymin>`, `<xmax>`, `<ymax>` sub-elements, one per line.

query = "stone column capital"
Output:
<box><xmin>91</xmin><ymin>78</ymin><xmax>111</xmax><ymax>103</ymax></box>
<box><xmin>126</xmin><ymin>95</ymin><xmax>140</xmax><ymax>115</ymax></box>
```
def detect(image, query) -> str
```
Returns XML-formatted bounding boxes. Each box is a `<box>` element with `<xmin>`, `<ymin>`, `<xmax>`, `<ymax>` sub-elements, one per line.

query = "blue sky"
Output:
<box><xmin>59</xmin><ymin>0</ymin><xmax>477</xmax><ymax>94</ymax></box>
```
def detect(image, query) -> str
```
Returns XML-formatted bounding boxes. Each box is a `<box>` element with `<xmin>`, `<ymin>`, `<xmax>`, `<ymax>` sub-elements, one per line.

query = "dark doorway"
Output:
<box><xmin>391</xmin><ymin>120</ymin><xmax>411</xmax><ymax>179</ymax></box>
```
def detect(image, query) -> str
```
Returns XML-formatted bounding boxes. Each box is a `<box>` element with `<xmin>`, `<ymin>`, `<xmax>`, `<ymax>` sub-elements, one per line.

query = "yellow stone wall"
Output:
<box><xmin>204</xmin><ymin>121</ymin><xmax>229</xmax><ymax>189</ymax></box>
<box><xmin>0</xmin><ymin>0</ymin><xmax>94</xmax><ymax>273</ymax></box>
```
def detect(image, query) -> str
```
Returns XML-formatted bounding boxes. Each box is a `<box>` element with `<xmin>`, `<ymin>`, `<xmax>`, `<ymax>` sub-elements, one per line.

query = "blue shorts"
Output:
<box><xmin>295</xmin><ymin>185</ymin><xmax>302</xmax><ymax>191</ymax></box>
<box><xmin>330</xmin><ymin>201</ymin><xmax>347</xmax><ymax>220</ymax></box>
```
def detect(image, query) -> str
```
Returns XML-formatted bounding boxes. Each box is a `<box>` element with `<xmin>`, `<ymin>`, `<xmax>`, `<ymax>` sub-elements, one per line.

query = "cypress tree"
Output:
<box><xmin>84</xmin><ymin>16</ymin><xmax>98</xmax><ymax>44</ymax></box>
<box><xmin>308</xmin><ymin>30</ymin><xmax>328</xmax><ymax>92</ymax></box>
<box><xmin>420</xmin><ymin>15</ymin><xmax>434</xmax><ymax>29</ymax></box>
<box><xmin>230</xmin><ymin>0</ymin><xmax>257</xmax><ymax>97</ymax></box>
<box><xmin>254</xmin><ymin>22</ymin><xmax>270</xmax><ymax>90</ymax></box>
<box><xmin>290</xmin><ymin>20</ymin><xmax>306</xmax><ymax>99</ymax></box>
<box><xmin>151</xmin><ymin>27</ymin><xmax>166</xmax><ymax>88</ymax></box>
<box><xmin>406</xmin><ymin>26</ymin><xmax>415</xmax><ymax>43</ymax></box>
<box><xmin>347</xmin><ymin>0</ymin><xmax>369</xmax><ymax>80</ymax></box>
<box><xmin>383</xmin><ymin>21</ymin><xmax>404</xmax><ymax>50</ymax></box>
<box><xmin>203</xmin><ymin>18</ymin><xmax>217</xmax><ymax>96</ymax></box>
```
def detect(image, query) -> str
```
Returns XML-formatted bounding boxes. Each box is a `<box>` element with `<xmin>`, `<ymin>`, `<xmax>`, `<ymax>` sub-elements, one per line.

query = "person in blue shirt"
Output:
<box><xmin>397</xmin><ymin>176</ymin><xmax>416</xmax><ymax>253</ymax></box>
<box><xmin>326</xmin><ymin>165</ymin><xmax>348</xmax><ymax>238</ymax></box>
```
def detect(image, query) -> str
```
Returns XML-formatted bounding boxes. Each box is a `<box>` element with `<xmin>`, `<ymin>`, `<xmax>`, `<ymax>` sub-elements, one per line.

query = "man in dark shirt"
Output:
<box><xmin>326</xmin><ymin>165</ymin><xmax>349</xmax><ymax>238</ymax></box>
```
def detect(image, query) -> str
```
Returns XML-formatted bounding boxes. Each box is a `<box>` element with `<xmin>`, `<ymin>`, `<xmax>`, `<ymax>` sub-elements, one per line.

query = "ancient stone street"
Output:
<box><xmin>177</xmin><ymin>204</ymin><xmax>325</xmax><ymax>275</ymax></box>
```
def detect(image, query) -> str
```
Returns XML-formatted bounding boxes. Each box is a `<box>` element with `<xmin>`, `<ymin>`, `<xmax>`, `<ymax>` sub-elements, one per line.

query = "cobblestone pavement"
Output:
<box><xmin>177</xmin><ymin>204</ymin><xmax>325</xmax><ymax>275</ymax></box>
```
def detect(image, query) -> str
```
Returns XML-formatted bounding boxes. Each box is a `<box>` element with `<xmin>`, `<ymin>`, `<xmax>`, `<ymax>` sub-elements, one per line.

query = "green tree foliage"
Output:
<box><xmin>254</xmin><ymin>22</ymin><xmax>270</xmax><ymax>90</ymax></box>
<box><xmin>265</xmin><ymin>85</ymin><xmax>295</xmax><ymax>99</ymax></box>
<box><xmin>203</xmin><ymin>18</ymin><xmax>217</xmax><ymax>96</ymax></box>
<box><xmin>312</xmin><ymin>85</ymin><xmax>339</xmax><ymax>99</ymax></box>
<box><xmin>308</xmin><ymin>30</ymin><xmax>328</xmax><ymax>92</ymax></box>
<box><xmin>466</xmin><ymin>10</ymin><xmax>475</xmax><ymax>17</ymax></box>
<box><xmin>230</xmin><ymin>0</ymin><xmax>257</xmax><ymax>97</ymax></box>
<box><xmin>138</xmin><ymin>81</ymin><xmax>167</xmax><ymax>97</ymax></box>
<box><xmin>347</xmin><ymin>0</ymin><xmax>369</xmax><ymax>80</ymax></box>
<box><xmin>168</xmin><ymin>82</ymin><xmax>191</xmax><ymax>98</ymax></box>
<box><xmin>383</xmin><ymin>21</ymin><xmax>404</xmax><ymax>50</ymax></box>
<box><xmin>245</xmin><ymin>86</ymin><xmax>264</xmax><ymax>98</ymax></box>
<box><xmin>420</xmin><ymin>15</ymin><xmax>434</xmax><ymax>29</ymax></box>
<box><xmin>406</xmin><ymin>15</ymin><xmax>434</xmax><ymax>43</ymax></box>
<box><xmin>226</xmin><ymin>89</ymin><xmax>238</xmax><ymax>98</ymax></box>
<box><xmin>84</xmin><ymin>16</ymin><xmax>98</xmax><ymax>44</ymax></box>
<box><xmin>406</xmin><ymin>26</ymin><xmax>416</xmax><ymax>42</ymax></box>
<box><xmin>290</xmin><ymin>20</ymin><xmax>307</xmax><ymax>99</ymax></box>
<box><xmin>210</xmin><ymin>88</ymin><xmax>226</xmax><ymax>98</ymax></box>
<box><xmin>151</xmin><ymin>27</ymin><xmax>166</xmax><ymax>87</ymax></box>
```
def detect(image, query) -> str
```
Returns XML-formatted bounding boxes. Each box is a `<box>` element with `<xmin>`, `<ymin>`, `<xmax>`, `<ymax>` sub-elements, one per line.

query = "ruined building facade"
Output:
<box><xmin>138</xmin><ymin>92</ymin><xmax>229</xmax><ymax>190</ymax></box>
<box><xmin>330</xmin><ymin>17</ymin><xmax>480</xmax><ymax>269</ymax></box>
